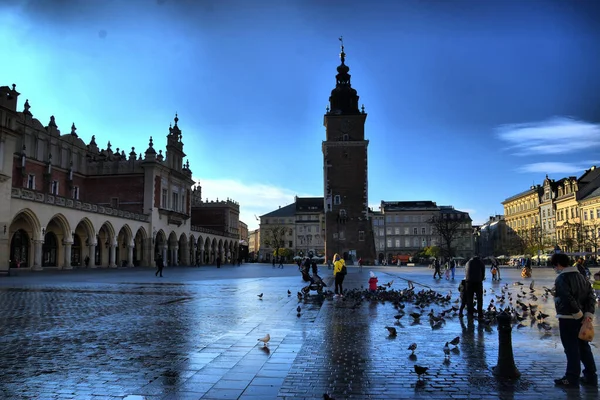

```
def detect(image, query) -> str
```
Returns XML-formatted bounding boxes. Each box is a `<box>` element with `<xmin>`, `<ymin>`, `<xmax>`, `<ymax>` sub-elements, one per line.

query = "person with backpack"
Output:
<box><xmin>333</xmin><ymin>253</ymin><xmax>346</xmax><ymax>298</ymax></box>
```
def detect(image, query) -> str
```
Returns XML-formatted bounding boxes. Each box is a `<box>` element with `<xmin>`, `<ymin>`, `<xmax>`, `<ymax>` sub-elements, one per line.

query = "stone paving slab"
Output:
<box><xmin>0</xmin><ymin>264</ymin><xmax>598</xmax><ymax>399</ymax></box>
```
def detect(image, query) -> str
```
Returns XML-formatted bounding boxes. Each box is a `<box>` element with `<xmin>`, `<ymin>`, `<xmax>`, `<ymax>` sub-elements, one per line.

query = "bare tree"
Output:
<box><xmin>427</xmin><ymin>214</ymin><xmax>470</xmax><ymax>258</ymax></box>
<box><xmin>262</xmin><ymin>225</ymin><xmax>287</xmax><ymax>261</ymax></box>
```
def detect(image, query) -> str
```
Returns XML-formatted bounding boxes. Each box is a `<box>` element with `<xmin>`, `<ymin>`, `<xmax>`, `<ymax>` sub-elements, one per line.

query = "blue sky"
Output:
<box><xmin>2</xmin><ymin>0</ymin><xmax>600</xmax><ymax>230</ymax></box>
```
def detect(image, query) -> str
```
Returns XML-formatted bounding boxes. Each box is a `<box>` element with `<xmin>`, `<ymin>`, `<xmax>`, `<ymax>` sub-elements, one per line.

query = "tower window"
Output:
<box><xmin>343</xmin><ymin>134</ymin><xmax>349</xmax><ymax>141</ymax></box>
<box><xmin>73</xmin><ymin>186</ymin><xmax>80</xmax><ymax>200</ymax></box>
<box><xmin>334</xmin><ymin>195</ymin><xmax>341</xmax><ymax>205</ymax></box>
<box><xmin>51</xmin><ymin>180</ymin><xmax>59</xmax><ymax>195</ymax></box>
<box><xmin>111</xmin><ymin>197</ymin><xmax>119</xmax><ymax>209</ymax></box>
<box><xmin>358</xmin><ymin>231</ymin><xmax>365</xmax><ymax>241</ymax></box>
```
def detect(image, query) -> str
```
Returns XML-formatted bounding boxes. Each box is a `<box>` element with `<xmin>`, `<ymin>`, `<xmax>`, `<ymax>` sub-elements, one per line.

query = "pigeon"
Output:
<box><xmin>393</xmin><ymin>314</ymin><xmax>404</xmax><ymax>321</ymax></box>
<box><xmin>288</xmin><ymin>290</ymin><xmax>291</xmax><ymax>296</ymax></box>
<box><xmin>529</xmin><ymin>280</ymin><xmax>535</xmax><ymax>292</ymax></box>
<box><xmin>443</xmin><ymin>342</ymin><xmax>450</xmax><ymax>359</ymax></box>
<box><xmin>414</xmin><ymin>365</ymin><xmax>428</xmax><ymax>380</ymax></box>
<box><xmin>410</xmin><ymin>312</ymin><xmax>421</xmax><ymax>320</ymax></box>
<box><xmin>257</xmin><ymin>333</ymin><xmax>270</xmax><ymax>346</ymax></box>
<box><xmin>449</xmin><ymin>336</ymin><xmax>460</xmax><ymax>347</ymax></box>
<box><xmin>297</xmin><ymin>306</ymin><xmax>301</xmax><ymax>313</ymax></box>
<box><xmin>408</xmin><ymin>343</ymin><xmax>417</xmax><ymax>355</ymax></box>
<box><xmin>323</xmin><ymin>394</ymin><xmax>336</xmax><ymax>400</ymax></box>
<box><xmin>385</xmin><ymin>326</ymin><xmax>397</xmax><ymax>337</ymax></box>
<box><xmin>257</xmin><ymin>293</ymin><xmax>263</xmax><ymax>299</ymax></box>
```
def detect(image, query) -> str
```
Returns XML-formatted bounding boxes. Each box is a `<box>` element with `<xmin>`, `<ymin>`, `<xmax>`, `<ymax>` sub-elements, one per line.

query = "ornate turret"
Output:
<box><xmin>328</xmin><ymin>37</ymin><xmax>360</xmax><ymax>115</ymax></box>
<box><xmin>165</xmin><ymin>113</ymin><xmax>186</xmax><ymax>171</ymax></box>
<box><xmin>144</xmin><ymin>136</ymin><xmax>157</xmax><ymax>160</ymax></box>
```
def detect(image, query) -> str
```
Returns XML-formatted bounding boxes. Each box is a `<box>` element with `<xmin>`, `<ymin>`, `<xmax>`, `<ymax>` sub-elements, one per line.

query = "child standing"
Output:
<box><xmin>368</xmin><ymin>271</ymin><xmax>378</xmax><ymax>293</ymax></box>
<box><xmin>458</xmin><ymin>279</ymin><xmax>467</xmax><ymax>316</ymax></box>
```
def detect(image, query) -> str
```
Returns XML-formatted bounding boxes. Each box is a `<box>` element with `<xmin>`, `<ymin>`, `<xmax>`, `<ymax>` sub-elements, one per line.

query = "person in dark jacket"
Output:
<box><xmin>550</xmin><ymin>253</ymin><xmax>597</xmax><ymax>387</ymax></box>
<box><xmin>462</xmin><ymin>255</ymin><xmax>485</xmax><ymax>318</ymax></box>
<box><xmin>155</xmin><ymin>254</ymin><xmax>164</xmax><ymax>277</ymax></box>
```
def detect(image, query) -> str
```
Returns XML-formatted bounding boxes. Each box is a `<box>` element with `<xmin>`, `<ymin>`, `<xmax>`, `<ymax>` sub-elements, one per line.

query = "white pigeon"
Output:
<box><xmin>257</xmin><ymin>333</ymin><xmax>270</xmax><ymax>346</ymax></box>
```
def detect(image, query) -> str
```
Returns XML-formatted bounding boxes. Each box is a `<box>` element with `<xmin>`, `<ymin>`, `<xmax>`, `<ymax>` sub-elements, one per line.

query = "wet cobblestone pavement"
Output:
<box><xmin>0</xmin><ymin>264</ymin><xmax>598</xmax><ymax>399</ymax></box>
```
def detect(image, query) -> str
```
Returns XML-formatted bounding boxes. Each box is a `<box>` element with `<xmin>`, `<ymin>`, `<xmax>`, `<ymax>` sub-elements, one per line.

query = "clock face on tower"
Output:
<box><xmin>341</xmin><ymin>119</ymin><xmax>352</xmax><ymax>133</ymax></box>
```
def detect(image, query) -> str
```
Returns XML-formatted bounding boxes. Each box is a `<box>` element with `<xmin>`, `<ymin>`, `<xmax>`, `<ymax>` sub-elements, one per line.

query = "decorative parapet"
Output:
<box><xmin>191</xmin><ymin>225</ymin><xmax>238</xmax><ymax>239</ymax></box>
<box><xmin>11</xmin><ymin>187</ymin><xmax>150</xmax><ymax>222</ymax></box>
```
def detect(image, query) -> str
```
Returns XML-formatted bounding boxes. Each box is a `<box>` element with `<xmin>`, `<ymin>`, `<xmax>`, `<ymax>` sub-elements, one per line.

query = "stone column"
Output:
<box><xmin>181</xmin><ymin>243</ymin><xmax>190</xmax><ymax>266</ymax></box>
<box><xmin>109</xmin><ymin>243</ymin><xmax>117</xmax><ymax>268</ymax></box>
<box><xmin>89</xmin><ymin>244</ymin><xmax>97</xmax><ymax>268</ymax></box>
<box><xmin>33</xmin><ymin>240</ymin><xmax>43</xmax><ymax>271</ymax></box>
<box><xmin>162</xmin><ymin>246</ymin><xmax>167</xmax><ymax>266</ymax></box>
<box><xmin>173</xmin><ymin>247</ymin><xmax>179</xmax><ymax>266</ymax></box>
<box><xmin>63</xmin><ymin>241</ymin><xmax>73</xmax><ymax>270</ymax></box>
<box><xmin>199</xmin><ymin>249</ymin><xmax>205</xmax><ymax>265</ymax></box>
<box><xmin>127</xmin><ymin>245</ymin><xmax>134</xmax><ymax>267</ymax></box>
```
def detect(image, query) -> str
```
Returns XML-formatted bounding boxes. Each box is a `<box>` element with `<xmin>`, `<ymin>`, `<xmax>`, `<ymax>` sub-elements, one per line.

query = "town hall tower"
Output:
<box><xmin>323</xmin><ymin>39</ymin><xmax>375</xmax><ymax>263</ymax></box>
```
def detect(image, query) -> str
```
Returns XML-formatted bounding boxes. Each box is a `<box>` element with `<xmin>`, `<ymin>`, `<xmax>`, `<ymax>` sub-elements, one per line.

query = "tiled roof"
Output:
<box><xmin>260</xmin><ymin>203</ymin><xmax>296</xmax><ymax>218</ymax></box>
<box><xmin>295</xmin><ymin>197</ymin><xmax>324</xmax><ymax>212</ymax></box>
<box><xmin>381</xmin><ymin>200</ymin><xmax>438</xmax><ymax>211</ymax></box>
<box><xmin>502</xmin><ymin>186</ymin><xmax>541</xmax><ymax>204</ymax></box>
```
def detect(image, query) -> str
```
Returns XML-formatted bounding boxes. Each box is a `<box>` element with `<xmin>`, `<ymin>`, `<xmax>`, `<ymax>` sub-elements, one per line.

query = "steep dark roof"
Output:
<box><xmin>501</xmin><ymin>186</ymin><xmax>542</xmax><ymax>204</ymax></box>
<box><xmin>381</xmin><ymin>200</ymin><xmax>438</xmax><ymax>211</ymax></box>
<box><xmin>578</xmin><ymin>166</ymin><xmax>600</xmax><ymax>186</ymax></box>
<box><xmin>295</xmin><ymin>197</ymin><xmax>324</xmax><ymax>212</ymax></box>
<box><xmin>260</xmin><ymin>203</ymin><xmax>296</xmax><ymax>218</ymax></box>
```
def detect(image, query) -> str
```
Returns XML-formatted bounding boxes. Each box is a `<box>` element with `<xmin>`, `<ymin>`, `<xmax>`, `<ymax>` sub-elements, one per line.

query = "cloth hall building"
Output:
<box><xmin>0</xmin><ymin>84</ymin><xmax>239</xmax><ymax>273</ymax></box>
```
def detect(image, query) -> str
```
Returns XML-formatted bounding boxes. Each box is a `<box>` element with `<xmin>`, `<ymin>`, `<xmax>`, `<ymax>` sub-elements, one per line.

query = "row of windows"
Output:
<box><xmin>505</xmin><ymin>200</ymin><xmax>539</xmax><ymax>215</ymax></box>
<box><xmin>26</xmin><ymin>174</ymin><xmax>80</xmax><ymax>200</ymax></box>
<box><xmin>374</xmin><ymin>227</ymin><xmax>431</xmax><ymax>236</ymax></box>
<box><xmin>161</xmin><ymin>188</ymin><xmax>185</xmax><ymax>213</ymax></box>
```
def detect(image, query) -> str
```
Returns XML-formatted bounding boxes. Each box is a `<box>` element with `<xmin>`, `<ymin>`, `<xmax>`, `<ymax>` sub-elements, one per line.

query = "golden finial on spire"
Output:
<box><xmin>339</xmin><ymin>36</ymin><xmax>345</xmax><ymax>64</ymax></box>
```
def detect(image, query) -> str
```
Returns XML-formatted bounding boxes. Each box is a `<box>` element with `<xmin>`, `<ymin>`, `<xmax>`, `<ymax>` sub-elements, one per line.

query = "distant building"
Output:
<box><xmin>259</xmin><ymin>197</ymin><xmax>325</xmax><ymax>262</ymax></box>
<box><xmin>477</xmin><ymin>215</ymin><xmax>507</xmax><ymax>256</ymax></box>
<box><xmin>373</xmin><ymin>201</ymin><xmax>473</xmax><ymax>264</ymax></box>
<box><xmin>0</xmin><ymin>84</ymin><xmax>237</xmax><ymax>273</ymax></box>
<box><xmin>248</xmin><ymin>228</ymin><xmax>260</xmax><ymax>261</ymax></box>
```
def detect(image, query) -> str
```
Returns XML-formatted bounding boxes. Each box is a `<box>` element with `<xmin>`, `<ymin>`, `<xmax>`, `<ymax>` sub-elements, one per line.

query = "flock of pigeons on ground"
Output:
<box><xmin>255</xmin><ymin>276</ymin><xmax>556</xmax><ymax>397</ymax></box>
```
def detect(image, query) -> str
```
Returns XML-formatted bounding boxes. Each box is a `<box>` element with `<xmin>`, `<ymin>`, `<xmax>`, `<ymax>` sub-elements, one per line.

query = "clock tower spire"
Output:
<box><xmin>323</xmin><ymin>38</ymin><xmax>375</xmax><ymax>264</ymax></box>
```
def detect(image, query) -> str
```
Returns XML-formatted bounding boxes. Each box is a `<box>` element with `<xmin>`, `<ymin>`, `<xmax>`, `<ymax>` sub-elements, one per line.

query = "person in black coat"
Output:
<box><xmin>155</xmin><ymin>254</ymin><xmax>164</xmax><ymax>277</ymax></box>
<box><xmin>462</xmin><ymin>255</ymin><xmax>485</xmax><ymax>317</ymax></box>
<box><xmin>551</xmin><ymin>253</ymin><xmax>596</xmax><ymax>387</ymax></box>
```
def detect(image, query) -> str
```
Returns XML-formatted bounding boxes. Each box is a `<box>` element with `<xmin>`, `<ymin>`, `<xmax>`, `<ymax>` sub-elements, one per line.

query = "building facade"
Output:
<box><xmin>540</xmin><ymin>175</ymin><xmax>560</xmax><ymax>250</ymax></box>
<box><xmin>258</xmin><ymin>197</ymin><xmax>325</xmax><ymax>262</ymax></box>
<box><xmin>322</xmin><ymin>42</ymin><xmax>375</xmax><ymax>263</ymax></box>
<box><xmin>248</xmin><ymin>228</ymin><xmax>260</xmax><ymax>261</ymax></box>
<box><xmin>477</xmin><ymin>215</ymin><xmax>508</xmax><ymax>256</ymax></box>
<box><xmin>502</xmin><ymin>185</ymin><xmax>543</xmax><ymax>254</ymax></box>
<box><xmin>1</xmin><ymin>84</ymin><xmax>238</xmax><ymax>272</ymax></box>
<box><xmin>373</xmin><ymin>201</ymin><xmax>474</xmax><ymax>263</ymax></box>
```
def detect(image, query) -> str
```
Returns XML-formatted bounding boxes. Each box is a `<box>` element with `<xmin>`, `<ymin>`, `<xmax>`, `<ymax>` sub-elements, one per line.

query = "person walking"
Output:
<box><xmin>278</xmin><ymin>256</ymin><xmax>284</xmax><ymax>269</ymax></box>
<box><xmin>433</xmin><ymin>258</ymin><xmax>443</xmax><ymax>279</ymax></box>
<box><xmin>216</xmin><ymin>255</ymin><xmax>221</xmax><ymax>268</ymax></box>
<box><xmin>463</xmin><ymin>255</ymin><xmax>485</xmax><ymax>318</ymax></box>
<box><xmin>333</xmin><ymin>254</ymin><xmax>346</xmax><ymax>297</ymax></box>
<box><xmin>358</xmin><ymin>257</ymin><xmax>363</xmax><ymax>272</ymax></box>
<box><xmin>449</xmin><ymin>259</ymin><xmax>456</xmax><ymax>280</ymax></box>
<box><xmin>155</xmin><ymin>254</ymin><xmax>164</xmax><ymax>277</ymax></box>
<box><xmin>550</xmin><ymin>253</ymin><xmax>597</xmax><ymax>387</ymax></box>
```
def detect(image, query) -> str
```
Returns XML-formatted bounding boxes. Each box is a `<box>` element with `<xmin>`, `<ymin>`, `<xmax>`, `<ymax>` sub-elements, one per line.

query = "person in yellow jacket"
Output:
<box><xmin>332</xmin><ymin>253</ymin><xmax>346</xmax><ymax>297</ymax></box>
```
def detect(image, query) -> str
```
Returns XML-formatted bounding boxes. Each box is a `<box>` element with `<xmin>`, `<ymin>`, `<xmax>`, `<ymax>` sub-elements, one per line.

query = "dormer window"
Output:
<box><xmin>334</xmin><ymin>195</ymin><xmax>341</xmax><ymax>205</ymax></box>
<box><xmin>342</xmin><ymin>134</ymin><xmax>349</xmax><ymax>141</ymax></box>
